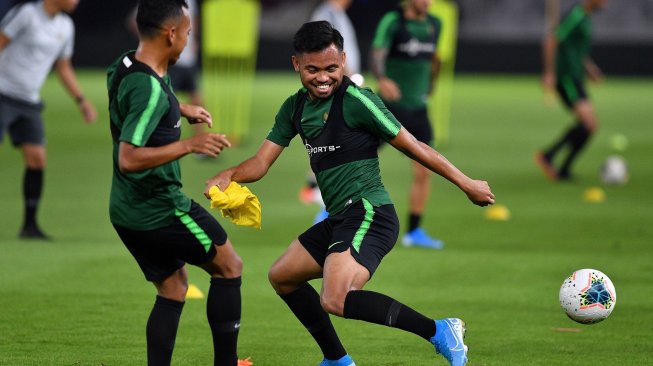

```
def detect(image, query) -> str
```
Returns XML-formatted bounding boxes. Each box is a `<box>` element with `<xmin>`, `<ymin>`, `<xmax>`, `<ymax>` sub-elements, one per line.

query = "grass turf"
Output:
<box><xmin>0</xmin><ymin>71</ymin><xmax>652</xmax><ymax>365</ymax></box>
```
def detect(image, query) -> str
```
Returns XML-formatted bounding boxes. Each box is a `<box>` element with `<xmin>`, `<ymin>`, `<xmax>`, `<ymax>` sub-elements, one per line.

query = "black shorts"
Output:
<box><xmin>298</xmin><ymin>199</ymin><xmax>399</xmax><ymax>277</ymax></box>
<box><xmin>386</xmin><ymin>104</ymin><xmax>433</xmax><ymax>146</ymax></box>
<box><xmin>113</xmin><ymin>201</ymin><xmax>227</xmax><ymax>282</ymax></box>
<box><xmin>0</xmin><ymin>93</ymin><xmax>45</xmax><ymax>146</ymax></box>
<box><xmin>556</xmin><ymin>76</ymin><xmax>588</xmax><ymax>109</ymax></box>
<box><xmin>168</xmin><ymin>65</ymin><xmax>199</xmax><ymax>93</ymax></box>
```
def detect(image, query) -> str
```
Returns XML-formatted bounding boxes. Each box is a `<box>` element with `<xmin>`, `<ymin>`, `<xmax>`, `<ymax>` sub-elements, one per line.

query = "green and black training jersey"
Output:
<box><xmin>555</xmin><ymin>5</ymin><xmax>592</xmax><ymax>81</ymax></box>
<box><xmin>372</xmin><ymin>10</ymin><xmax>441</xmax><ymax>110</ymax></box>
<box><xmin>107</xmin><ymin>51</ymin><xmax>191</xmax><ymax>230</ymax></box>
<box><xmin>267</xmin><ymin>78</ymin><xmax>402</xmax><ymax>215</ymax></box>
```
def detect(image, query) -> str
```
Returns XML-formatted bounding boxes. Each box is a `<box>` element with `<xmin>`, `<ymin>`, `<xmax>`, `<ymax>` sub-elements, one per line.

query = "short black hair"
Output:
<box><xmin>136</xmin><ymin>0</ymin><xmax>188</xmax><ymax>38</ymax></box>
<box><xmin>293</xmin><ymin>21</ymin><xmax>344</xmax><ymax>55</ymax></box>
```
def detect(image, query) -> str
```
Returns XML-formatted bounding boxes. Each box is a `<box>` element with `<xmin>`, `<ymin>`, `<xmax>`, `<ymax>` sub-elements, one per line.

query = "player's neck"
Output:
<box><xmin>42</xmin><ymin>0</ymin><xmax>61</xmax><ymax>17</ymax></box>
<box><xmin>135</xmin><ymin>44</ymin><xmax>169</xmax><ymax>77</ymax></box>
<box><xmin>404</xmin><ymin>7</ymin><xmax>427</xmax><ymax>21</ymax></box>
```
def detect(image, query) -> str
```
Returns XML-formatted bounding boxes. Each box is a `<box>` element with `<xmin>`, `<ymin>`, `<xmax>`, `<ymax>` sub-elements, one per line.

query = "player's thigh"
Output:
<box><xmin>199</xmin><ymin>239</ymin><xmax>243</xmax><ymax>278</ymax></box>
<box><xmin>327</xmin><ymin>200</ymin><xmax>399</xmax><ymax>279</ymax></box>
<box><xmin>573</xmin><ymin>100</ymin><xmax>598</xmax><ymax>132</ymax></box>
<box><xmin>269</xmin><ymin>239</ymin><xmax>323</xmax><ymax>292</ymax></box>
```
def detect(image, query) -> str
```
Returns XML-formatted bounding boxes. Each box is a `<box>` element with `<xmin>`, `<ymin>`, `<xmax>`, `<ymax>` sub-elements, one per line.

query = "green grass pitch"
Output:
<box><xmin>0</xmin><ymin>71</ymin><xmax>652</xmax><ymax>365</ymax></box>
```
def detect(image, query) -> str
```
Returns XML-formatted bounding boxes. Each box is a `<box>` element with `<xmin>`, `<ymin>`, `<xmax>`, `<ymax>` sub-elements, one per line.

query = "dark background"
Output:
<box><xmin>2</xmin><ymin>0</ymin><xmax>653</xmax><ymax>75</ymax></box>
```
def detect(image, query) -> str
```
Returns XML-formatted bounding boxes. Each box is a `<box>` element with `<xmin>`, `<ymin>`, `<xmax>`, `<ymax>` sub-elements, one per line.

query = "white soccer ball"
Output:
<box><xmin>600</xmin><ymin>156</ymin><xmax>628</xmax><ymax>185</ymax></box>
<box><xmin>559</xmin><ymin>268</ymin><xmax>617</xmax><ymax>324</ymax></box>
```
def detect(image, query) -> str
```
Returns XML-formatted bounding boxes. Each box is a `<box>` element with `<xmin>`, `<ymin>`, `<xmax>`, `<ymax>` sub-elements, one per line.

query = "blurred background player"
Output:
<box><xmin>305</xmin><ymin>0</ymin><xmax>364</xmax><ymax>224</ymax></box>
<box><xmin>0</xmin><ymin>0</ymin><xmax>97</xmax><ymax>240</ymax></box>
<box><xmin>536</xmin><ymin>0</ymin><xmax>608</xmax><ymax>181</ymax></box>
<box><xmin>371</xmin><ymin>0</ymin><xmax>443</xmax><ymax>249</ymax></box>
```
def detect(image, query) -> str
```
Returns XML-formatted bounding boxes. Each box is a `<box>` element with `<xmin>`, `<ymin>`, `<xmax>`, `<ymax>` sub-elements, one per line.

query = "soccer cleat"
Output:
<box><xmin>431</xmin><ymin>318</ymin><xmax>468</xmax><ymax>366</ymax></box>
<box><xmin>401</xmin><ymin>228</ymin><xmax>444</xmax><ymax>249</ymax></box>
<box><xmin>19</xmin><ymin>226</ymin><xmax>52</xmax><ymax>241</ymax></box>
<box><xmin>318</xmin><ymin>354</ymin><xmax>356</xmax><ymax>366</ymax></box>
<box><xmin>534</xmin><ymin>152</ymin><xmax>557</xmax><ymax>181</ymax></box>
<box><xmin>237</xmin><ymin>357</ymin><xmax>253</xmax><ymax>366</ymax></box>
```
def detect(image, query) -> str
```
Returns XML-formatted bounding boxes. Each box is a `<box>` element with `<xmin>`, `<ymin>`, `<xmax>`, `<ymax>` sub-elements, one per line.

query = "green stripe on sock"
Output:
<box><xmin>352</xmin><ymin>198</ymin><xmax>375</xmax><ymax>253</ymax></box>
<box><xmin>175</xmin><ymin>209</ymin><xmax>212</xmax><ymax>252</ymax></box>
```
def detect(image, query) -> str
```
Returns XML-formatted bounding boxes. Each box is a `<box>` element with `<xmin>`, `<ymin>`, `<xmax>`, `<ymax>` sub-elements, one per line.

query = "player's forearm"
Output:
<box><xmin>118</xmin><ymin>141</ymin><xmax>190</xmax><ymax>173</ymax></box>
<box><xmin>370</xmin><ymin>48</ymin><xmax>388</xmax><ymax>80</ymax></box>
<box><xmin>55</xmin><ymin>58</ymin><xmax>85</xmax><ymax>103</ymax></box>
<box><xmin>542</xmin><ymin>35</ymin><xmax>557</xmax><ymax>75</ymax></box>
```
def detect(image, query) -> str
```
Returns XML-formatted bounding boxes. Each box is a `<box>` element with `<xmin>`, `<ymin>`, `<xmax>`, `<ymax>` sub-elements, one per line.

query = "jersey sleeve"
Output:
<box><xmin>371</xmin><ymin>11</ymin><xmax>400</xmax><ymax>49</ymax></box>
<box><xmin>266</xmin><ymin>93</ymin><xmax>300</xmax><ymax>147</ymax></box>
<box><xmin>0</xmin><ymin>4</ymin><xmax>30</xmax><ymax>39</ymax></box>
<box><xmin>344</xmin><ymin>86</ymin><xmax>401</xmax><ymax>142</ymax></box>
<box><xmin>117</xmin><ymin>73</ymin><xmax>170</xmax><ymax>147</ymax></box>
<box><xmin>58</xmin><ymin>18</ymin><xmax>74</xmax><ymax>59</ymax></box>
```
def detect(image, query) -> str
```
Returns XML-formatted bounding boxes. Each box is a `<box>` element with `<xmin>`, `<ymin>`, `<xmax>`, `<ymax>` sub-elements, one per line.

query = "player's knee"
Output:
<box><xmin>267</xmin><ymin>264</ymin><xmax>285</xmax><ymax>292</ymax></box>
<box><xmin>320</xmin><ymin>291</ymin><xmax>345</xmax><ymax>316</ymax></box>
<box><xmin>221</xmin><ymin>254</ymin><xmax>243</xmax><ymax>278</ymax></box>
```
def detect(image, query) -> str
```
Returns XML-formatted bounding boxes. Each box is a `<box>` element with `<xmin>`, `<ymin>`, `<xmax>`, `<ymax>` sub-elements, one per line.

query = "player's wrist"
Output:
<box><xmin>75</xmin><ymin>95</ymin><xmax>85</xmax><ymax>105</ymax></box>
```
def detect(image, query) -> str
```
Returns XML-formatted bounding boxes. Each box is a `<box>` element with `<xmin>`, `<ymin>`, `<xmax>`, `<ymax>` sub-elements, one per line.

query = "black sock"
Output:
<box><xmin>408</xmin><ymin>213</ymin><xmax>421</xmax><ymax>232</ymax></box>
<box><xmin>343</xmin><ymin>290</ymin><xmax>435</xmax><ymax>341</ymax></box>
<box><xmin>208</xmin><ymin>277</ymin><xmax>242</xmax><ymax>366</ymax></box>
<box><xmin>559</xmin><ymin>124</ymin><xmax>591</xmax><ymax>176</ymax></box>
<box><xmin>23</xmin><ymin>168</ymin><xmax>43</xmax><ymax>229</ymax></box>
<box><xmin>279</xmin><ymin>282</ymin><xmax>346</xmax><ymax>360</ymax></box>
<box><xmin>147</xmin><ymin>295</ymin><xmax>184</xmax><ymax>366</ymax></box>
<box><xmin>544</xmin><ymin>122</ymin><xmax>578</xmax><ymax>160</ymax></box>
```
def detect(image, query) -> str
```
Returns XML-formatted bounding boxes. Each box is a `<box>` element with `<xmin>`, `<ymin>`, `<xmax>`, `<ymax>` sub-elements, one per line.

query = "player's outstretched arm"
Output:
<box><xmin>119</xmin><ymin>133</ymin><xmax>231</xmax><ymax>173</ymax></box>
<box><xmin>180</xmin><ymin>103</ymin><xmax>213</xmax><ymax>127</ymax></box>
<box><xmin>204</xmin><ymin>140</ymin><xmax>284</xmax><ymax>197</ymax></box>
<box><xmin>54</xmin><ymin>58</ymin><xmax>97</xmax><ymax>123</ymax></box>
<box><xmin>389</xmin><ymin>127</ymin><xmax>495</xmax><ymax>206</ymax></box>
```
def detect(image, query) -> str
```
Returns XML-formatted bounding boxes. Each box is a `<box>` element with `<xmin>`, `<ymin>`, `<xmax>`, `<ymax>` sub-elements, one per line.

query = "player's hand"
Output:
<box><xmin>204</xmin><ymin>169</ymin><xmax>233</xmax><ymax>198</ymax></box>
<box><xmin>541</xmin><ymin>72</ymin><xmax>556</xmax><ymax>107</ymax></box>
<box><xmin>80</xmin><ymin>99</ymin><xmax>97</xmax><ymax>123</ymax></box>
<box><xmin>186</xmin><ymin>133</ymin><xmax>231</xmax><ymax>157</ymax></box>
<box><xmin>183</xmin><ymin>105</ymin><xmax>213</xmax><ymax>128</ymax></box>
<box><xmin>463</xmin><ymin>179</ymin><xmax>495</xmax><ymax>207</ymax></box>
<box><xmin>378</xmin><ymin>77</ymin><xmax>401</xmax><ymax>102</ymax></box>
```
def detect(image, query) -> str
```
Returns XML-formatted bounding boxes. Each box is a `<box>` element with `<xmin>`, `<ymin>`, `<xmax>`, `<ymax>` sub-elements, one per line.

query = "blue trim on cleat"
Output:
<box><xmin>318</xmin><ymin>354</ymin><xmax>355</xmax><ymax>366</ymax></box>
<box><xmin>431</xmin><ymin>318</ymin><xmax>468</xmax><ymax>366</ymax></box>
<box><xmin>401</xmin><ymin>228</ymin><xmax>444</xmax><ymax>249</ymax></box>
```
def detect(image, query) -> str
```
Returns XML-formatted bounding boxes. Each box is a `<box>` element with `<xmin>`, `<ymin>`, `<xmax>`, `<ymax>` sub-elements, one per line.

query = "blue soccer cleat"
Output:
<box><xmin>401</xmin><ymin>228</ymin><xmax>444</xmax><ymax>249</ymax></box>
<box><xmin>431</xmin><ymin>318</ymin><xmax>468</xmax><ymax>366</ymax></box>
<box><xmin>318</xmin><ymin>354</ymin><xmax>356</xmax><ymax>366</ymax></box>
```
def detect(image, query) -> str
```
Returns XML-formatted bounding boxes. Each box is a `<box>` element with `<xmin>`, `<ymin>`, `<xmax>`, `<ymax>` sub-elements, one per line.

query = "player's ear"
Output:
<box><xmin>291</xmin><ymin>55</ymin><xmax>300</xmax><ymax>72</ymax></box>
<box><xmin>341</xmin><ymin>51</ymin><xmax>347</xmax><ymax>68</ymax></box>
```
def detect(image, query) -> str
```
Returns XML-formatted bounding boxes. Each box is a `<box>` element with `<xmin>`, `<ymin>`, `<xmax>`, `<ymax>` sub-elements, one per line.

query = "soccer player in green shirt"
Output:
<box><xmin>536</xmin><ymin>0</ymin><xmax>608</xmax><ymax>181</ymax></box>
<box><xmin>371</xmin><ymin>0</ymin><xmax>444</xmax><ymax>248</ymax></box>
<box><xmin>205</xmin><ymin>21</ymin><xmax>494</xmax><ymax>366</ymax></box>
<box><xmin>107</xmin><ymin>1</ymin><xmax>249</xmax><ymax>365</ymax></box>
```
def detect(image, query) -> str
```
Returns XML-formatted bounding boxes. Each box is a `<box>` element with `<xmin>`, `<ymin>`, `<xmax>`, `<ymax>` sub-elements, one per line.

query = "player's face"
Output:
<box><xmin>408</xmin><ymin>0</ymin><xmax>432</xmax><ymax>16</ymax></box>
<box><xmin>590</xmin><ymin>0</ymin><xmax>608</xmax><ymax>10</ymax></box>
<box><xmin>169</xmin><ymin>9</ymin><xmax>191</xmax><ymax>66</ymax></box>
<box><xmin>57</xmin><ymin>0</ymin><xmax>80</xmax><ymax>13</ymax></box>
<box><xmin>292</xmin><ymin>44</ymin><xmax>345</xmax><ymax>100</ymax></box>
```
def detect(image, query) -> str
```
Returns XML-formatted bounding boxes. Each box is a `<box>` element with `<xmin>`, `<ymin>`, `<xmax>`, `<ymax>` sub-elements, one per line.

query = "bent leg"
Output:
<box><xmin>320</xmin><ymin>249</ymin><xmax>436</xmax><ymax>341</ymax></box>
<box><xmin>269</xmin><ymin>239</ymin><xmax>347</xmax><ymax>361</ymax></box>
<box><xmin>559</xmin><ymin>101</ymin><xmax>597</xmax><ymax>178</ymax></box>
